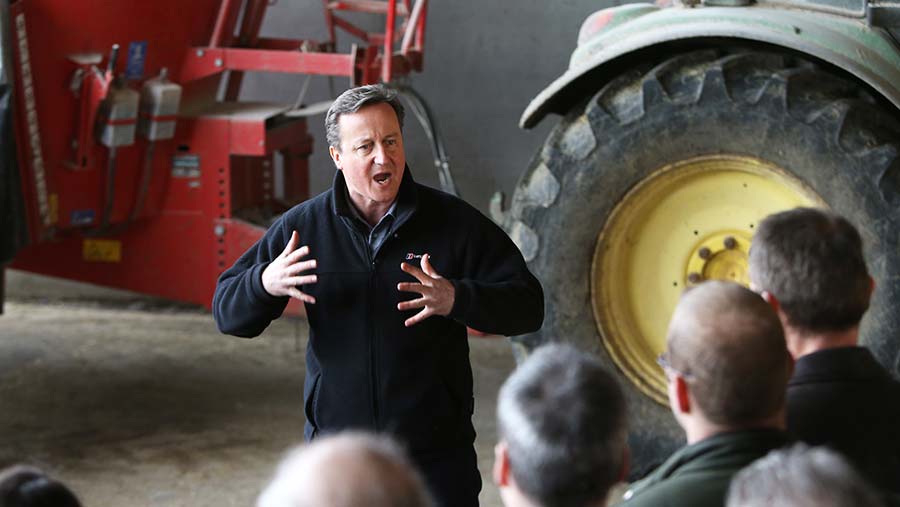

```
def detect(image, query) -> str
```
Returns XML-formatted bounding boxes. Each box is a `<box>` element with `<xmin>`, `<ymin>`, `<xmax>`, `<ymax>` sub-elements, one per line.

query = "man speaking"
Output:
<box><xmin>213</xmin><ymin>84</ymin><xmax>544</xmax><ymax>506</ymax></box>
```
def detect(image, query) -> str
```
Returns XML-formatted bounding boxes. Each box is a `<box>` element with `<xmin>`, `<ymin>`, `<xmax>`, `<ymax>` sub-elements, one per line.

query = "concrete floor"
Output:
<box><xmin>0</xmin><ymin>270</ymin><xmax>515</xmax><ymax>507</ymax></box>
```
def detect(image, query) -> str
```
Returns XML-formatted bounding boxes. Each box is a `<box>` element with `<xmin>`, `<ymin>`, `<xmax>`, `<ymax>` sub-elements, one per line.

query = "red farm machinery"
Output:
<box><xmin>0</xmin><ymin>0</ymin><xmax>432</xmax><ymax>314</ymax></box>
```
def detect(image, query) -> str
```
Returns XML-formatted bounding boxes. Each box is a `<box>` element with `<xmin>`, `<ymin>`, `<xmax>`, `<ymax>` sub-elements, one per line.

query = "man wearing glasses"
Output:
<box><xmin>617</xmin><ymin>281</ymin><xmax>791</xmax><ymax>507</ymax></box>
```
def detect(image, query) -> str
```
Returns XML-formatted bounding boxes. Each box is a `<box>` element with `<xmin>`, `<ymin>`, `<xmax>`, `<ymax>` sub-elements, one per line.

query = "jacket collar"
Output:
<box><xmin>332</xmin><ymin>165</ymin><xmax>418</xmax><ymax>226</ymax></box>
<box><xmin>791</xmin><ymin>346</ymin><xmax>888</xmax><ymax>385</ymax></box>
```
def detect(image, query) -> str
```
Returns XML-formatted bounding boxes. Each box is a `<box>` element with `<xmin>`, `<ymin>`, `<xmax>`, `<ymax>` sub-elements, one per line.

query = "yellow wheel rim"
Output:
<box><xmin>592</xmin><ymin>155</ymin><xmax>824</xmax><ymax>404</ymax></box>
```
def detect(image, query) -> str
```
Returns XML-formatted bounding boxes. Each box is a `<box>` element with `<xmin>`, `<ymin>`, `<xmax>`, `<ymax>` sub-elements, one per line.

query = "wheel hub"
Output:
<box><xmin>685</xmin><ymin>232</ymin><xmax>752</xmax><ymax>287</ymax></box>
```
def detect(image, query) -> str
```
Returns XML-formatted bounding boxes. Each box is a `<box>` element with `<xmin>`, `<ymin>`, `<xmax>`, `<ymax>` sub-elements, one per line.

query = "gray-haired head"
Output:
<box><xmin>726</xmin><ymin>444</ymin><xmax>884</xmax><ymax>507</ymax></box>
<box><xmin>0</xmin><ymin>465</ymin><xmax>82</xmax><ymax>507</ymax></box>
<box><xmin>666</xmin><ymin>281</ymin><xmax>790</xmax><ymax>427</ymax></box>
<box><xmin>256</xmin><ymin>432</ymin><xmax>434</xmax><ymax>507</ymax></box>
<box><xmin>498</xmin><ymin>343</ymin><xmax>627</xmax><ymax>507</ymax></box>
<box><xmin>325</xmin><ymin>84</ymin><xmax>405</xmax><ymax>150</ymax></box>
<box><xmin>748</xmin><ymin>207</ymin><xmax>870</xmax><ymax>333</ymax></box>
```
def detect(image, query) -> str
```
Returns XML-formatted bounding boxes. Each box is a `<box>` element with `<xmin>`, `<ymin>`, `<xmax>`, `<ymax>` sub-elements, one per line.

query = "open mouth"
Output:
<box><xmin>374</xmin><ymin>172</ymin><xmax>391</xmax><ymax>184</ymax></box>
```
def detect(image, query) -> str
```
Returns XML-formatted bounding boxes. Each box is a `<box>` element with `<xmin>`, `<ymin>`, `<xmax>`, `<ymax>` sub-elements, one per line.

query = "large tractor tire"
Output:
<box><xmin>509</xmin><ymin>48</ymin><xmax>900</xmax><ymax>476</ymax></box>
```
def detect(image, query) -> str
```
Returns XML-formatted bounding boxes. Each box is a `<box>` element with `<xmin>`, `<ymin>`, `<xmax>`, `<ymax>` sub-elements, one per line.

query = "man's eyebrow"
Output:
<box><xmin>351</xmin><ymin>136</ymin><xmax>373</xmax><ymax>147</ymax></box>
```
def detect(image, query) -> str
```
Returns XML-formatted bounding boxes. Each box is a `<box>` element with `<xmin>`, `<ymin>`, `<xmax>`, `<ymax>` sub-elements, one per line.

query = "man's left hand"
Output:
<box><xmin>397</xmin><ymin>253</ymin><xmax>455</xmax><ymax>327</ymax></box>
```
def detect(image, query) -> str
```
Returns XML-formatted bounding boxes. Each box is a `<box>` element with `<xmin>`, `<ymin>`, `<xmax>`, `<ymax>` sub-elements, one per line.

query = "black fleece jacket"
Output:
<box><xmin>213</xmin><ymin>167</ymin><xmax>544</xmax><ymax>454</ymax></box>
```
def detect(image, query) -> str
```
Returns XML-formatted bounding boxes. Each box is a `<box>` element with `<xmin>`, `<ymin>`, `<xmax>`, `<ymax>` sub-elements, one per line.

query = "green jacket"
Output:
<box><xmin>615</xmin><ymin>429</ymin><xmax>788</xmax><ymax>507</ymax></box>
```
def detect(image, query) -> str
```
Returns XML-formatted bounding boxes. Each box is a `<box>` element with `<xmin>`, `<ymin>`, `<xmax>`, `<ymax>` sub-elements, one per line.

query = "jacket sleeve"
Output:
<box><xmin>212</xmin><ymin>219</ymin><xmax>292</xmax><ymax>338</ymax></box>
<box><xmin>446</xmin><ymin>210</ymin><xmax>544</xmax><ymax>336</ymax></box>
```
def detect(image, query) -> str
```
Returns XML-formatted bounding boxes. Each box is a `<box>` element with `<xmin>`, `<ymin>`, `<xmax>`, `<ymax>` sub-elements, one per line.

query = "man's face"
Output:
<box><xmin>328</xmin><ymin>102</ymin><xmax>405</xmax><ymax>212</ymax></box>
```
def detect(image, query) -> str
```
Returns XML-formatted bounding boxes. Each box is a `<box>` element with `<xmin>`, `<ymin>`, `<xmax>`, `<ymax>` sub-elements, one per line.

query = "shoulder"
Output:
<box><xmin>280</xmin><ymin>189</ymin><xmax>334</xmax><ymax>224</ymax></box>
<box><xmin>621</xmin><ymin>474</ymin><xmax>731</xmax><ymax>507</ymax></box>
<box><xmin>414</xmin><ymin>183</ymin><xmax>498</xmax><ymax>228</ymax></box>
<box><xmin>416</xmin><ymin>184</ymin><xmax>477</xmax><ymax>211</ymax></box>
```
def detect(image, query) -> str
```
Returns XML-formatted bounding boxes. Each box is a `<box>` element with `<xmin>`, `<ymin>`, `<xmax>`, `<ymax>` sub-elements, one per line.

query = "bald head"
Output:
<box><xmin>667</xmin><ymin>281</ymin><xmax>790</xmax><ymax>426</ymax></box>
<box><xmin>257</xmin><ymin>433</ymin><xmax>434</xmax><ymax>507</ymax></box>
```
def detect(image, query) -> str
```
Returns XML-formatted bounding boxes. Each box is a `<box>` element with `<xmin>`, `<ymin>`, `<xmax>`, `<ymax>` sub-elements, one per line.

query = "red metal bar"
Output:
<box><xmin>225</xmin><ymin>0</ymin><xmax>271</xmax><ymax>101</ymax></box>
<box><xmin>182</xmin><ymin>48</ymin><xmax>356</xmax><ymax>81</ymax></box>
<box><xmin>383</xmin><ymin>0</ymin><xmax>396</xmax><ymax>82</ymax></box>
<box><xmin>210</xmin><ymin>0</ymin><xmax>241</xmax><ymax>48</ymax></box>
<box><xmin>322</xmin><ymin>0</ymin><xmax>337</xmax><ymax>47</ymax></box>
<box><xmin>331</xmin><ymin>15</ymin><xmax>371</xmax><ymax>42</ymax></box>
<box><xmin>415</xmin><ymin>0</ymin><xmax>427</xmax><ymax>54</ymax></box>
<box><xmin>327</xmin><ymin>0</ymin><xmax>408</xmax><ymax>16</ymax></box>
<box><xmin>226</xmin><ymin>48</ymin><xmax>356</xmax><ymax>75</ymax></box>
<box><xmin>401</xmin><ymin>0</ymin><xmax>424</xmax><ymax>54</ymax></box>
<box><xmin>256</xmin><ymin>37</ymin><xmax>318</xmax><ymax>51</ymax></box>
<box><xmin>360</xmin><ymin>45</ymin><xmax>378</xmax><ymax>85</ymax></box>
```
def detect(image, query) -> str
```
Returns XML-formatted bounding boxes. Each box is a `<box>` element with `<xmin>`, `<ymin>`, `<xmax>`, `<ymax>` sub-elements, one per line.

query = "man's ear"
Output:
<box><xmin>328</xmin><ymin>145</ymin><xmax>342</xmax><ymax>170</ymax></box>
<box><xmin>493</xmin><ymin>441</ymin><xmax>511</xmax><ymax>487</ymax></box>
<box><xmin>675</xmin><ymin>376</ymin><xmax>691</xmax><ymax>414</ymax></box>
<box><xmin>761</xmin><ymin>290</ymin><xmax>780</xmax><ymax>314</ymax></box>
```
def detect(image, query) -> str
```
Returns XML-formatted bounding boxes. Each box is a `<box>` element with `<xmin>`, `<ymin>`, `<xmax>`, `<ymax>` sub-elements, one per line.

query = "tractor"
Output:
<box><xmin>505</xmin><ymin>0</ymin><xmax>900</xmax><ymax>474</ymax></box>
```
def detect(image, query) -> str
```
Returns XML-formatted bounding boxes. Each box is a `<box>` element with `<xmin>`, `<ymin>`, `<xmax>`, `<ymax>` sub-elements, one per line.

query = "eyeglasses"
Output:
<box><xmin>656</xmin><ymin>352</ymin><xmax>696</xmax><ymax>381</ymax></box>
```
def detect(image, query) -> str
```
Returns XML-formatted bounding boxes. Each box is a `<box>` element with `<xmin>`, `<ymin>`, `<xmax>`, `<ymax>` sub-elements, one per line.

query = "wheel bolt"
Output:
<box><xmin>687</xmin><ymin>272</ymin><xmax>702</xmax><ymax>284</ymax></box>
<box><xmin>724</xmin><ymin>236</ymin><xmax>737</xmax><ymax>249</ymax></box>
<box><xmin>698</xmin><ymin>247</ymin><xmax>711</xmax><ymax>260</ymax></box>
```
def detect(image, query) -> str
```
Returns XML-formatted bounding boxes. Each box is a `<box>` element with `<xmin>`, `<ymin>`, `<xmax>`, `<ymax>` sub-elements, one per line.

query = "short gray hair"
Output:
<box><xmin>256</xmin><ymin>432</ymin><xmax>434</xmax><ymax>507</ymax></box>
<box><xmin>498</xmin><ymin>344</ymin><xmax>627</xmax><ymax>507</ymax></box>
<box><xmin>325</xmin><ymin>84</ymin><xmax>405</xmax><ymax>150</ymax></box>
<box><xmin>727</xmin><ymin>445</ymin><xmax>884</xmax><ymax>507</ymax></box>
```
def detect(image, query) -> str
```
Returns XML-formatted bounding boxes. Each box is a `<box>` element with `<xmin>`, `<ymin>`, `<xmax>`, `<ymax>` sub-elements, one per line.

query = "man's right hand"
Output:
<box><xmin>262</xmin><ymin>230</ymin><xmax>318</xmax><ymax>303</ymax></box>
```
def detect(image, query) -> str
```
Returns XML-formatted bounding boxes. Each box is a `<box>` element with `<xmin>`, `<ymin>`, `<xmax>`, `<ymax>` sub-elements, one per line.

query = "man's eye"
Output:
<box><xmin>386</xmin><ymin>138</ymin><xmax>397</xmax><ymax>146</ymax></box>
<box><xmin>356</xmin><ymin>143</ymin><xmax>372</xmax><ymax>152</ymax></box>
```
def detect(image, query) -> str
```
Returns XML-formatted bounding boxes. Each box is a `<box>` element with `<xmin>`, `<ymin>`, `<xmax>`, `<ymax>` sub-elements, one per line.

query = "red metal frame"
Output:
<box><xmin>181</xmin><ymin>0</ymin><xmax>429</xmax><ymax>85</ymax></box>
<box><xmin>6</xmin><ymin>0</ymin><xmax>428</xmax><ymax>314</ymax></box>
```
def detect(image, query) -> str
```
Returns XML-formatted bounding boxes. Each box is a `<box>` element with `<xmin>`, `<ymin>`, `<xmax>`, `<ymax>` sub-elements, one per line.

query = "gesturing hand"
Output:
<box><xmin>261</xmin><ymin>230</ymin><xmax>318</xmax><ymax>303</ymax></box>
<box><xmin>397</xmin><ymin>253</ymin><xmax>455</xmax><ymax>327</ymax></box>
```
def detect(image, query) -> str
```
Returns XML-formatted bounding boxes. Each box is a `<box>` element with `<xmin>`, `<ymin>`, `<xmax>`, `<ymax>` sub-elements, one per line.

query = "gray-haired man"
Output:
<box><xmin>213</xmin><ymin>84</ymin><xmax>545</xmax><ymax>506</ymax></box>
<box><xmin>494</xmin><ymin>344</ymin><xmax>628</xmax><ymax>507</ymax></box>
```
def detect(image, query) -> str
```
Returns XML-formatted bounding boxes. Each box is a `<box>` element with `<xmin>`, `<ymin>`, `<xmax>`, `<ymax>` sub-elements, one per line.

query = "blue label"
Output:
<box><xmin>71</xmin><ymin>209</ymin><xmax>96</xmax><ymax>226</ymax></box>
<box><xmin>125</xmin><ymin>41</ymin><xmax>148</xmax><ymax>80</ymax></box>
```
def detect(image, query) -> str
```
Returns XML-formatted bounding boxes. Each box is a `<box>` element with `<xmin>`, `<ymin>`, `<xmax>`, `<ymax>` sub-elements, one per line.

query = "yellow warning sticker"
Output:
<box><xmin>83</xmin><ymin>239</ymin><xmax>122</xmax><ymax>263</ymax></box>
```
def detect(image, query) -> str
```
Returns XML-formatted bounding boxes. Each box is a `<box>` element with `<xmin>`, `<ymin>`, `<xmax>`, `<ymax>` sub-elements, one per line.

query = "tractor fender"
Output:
<box><xmin>520</xmin><ymin>4</ymin><xmax>900</xmax><ymax>128</ymax></box>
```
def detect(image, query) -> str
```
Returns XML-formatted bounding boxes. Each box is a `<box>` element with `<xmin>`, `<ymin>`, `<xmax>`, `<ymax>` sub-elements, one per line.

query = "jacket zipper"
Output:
<box><xmin>369</xmin><ymin>250</ymin><xmax>380</xmax><ymax>431</ymax></box>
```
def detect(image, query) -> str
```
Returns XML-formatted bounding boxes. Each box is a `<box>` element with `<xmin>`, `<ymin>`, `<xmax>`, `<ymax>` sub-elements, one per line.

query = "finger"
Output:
<box><xmin>397</xmin><ymin>297</ymin><xmax>427</xmax><ymax>311</ymax></box>
<box><xmin>397</xmin><ymin>282</ymin><xmax>428</xmax><ymax>294</ymax></box>
<box><xmin>281</xmin><ymin>230</ymin><xmax>300</xmax><ymax>257</ymax></box>
<box><xmin>405</xmin><ymin>308</ymin><xmax>433</xmax><ymax>327</ymax></box>
<box><xmin>284</xmin><ymin>274</ymin><xmax>318</xmax><ymax>286</ymax></box>
<box><xmin>400</xmin><ymin>262</ymin><xmax>431</xmax><ymax>284</ymax></box>
<box><xmin>421</xmin><ymin>253</ymin><xmax>442</xmax><ymax>279</ymax></box>
<box><xmin>285</xmin><ymin>246</ymin><xmax>312</xmax><ymax>264</ymax></box>
<box><xmin>285</xmin><ymin>258</ymin><xmax>317</xmax><ymax>275</ymax></box>
<box><xmin>287</xmin><ymin>287</ymin><xmax>316</xmax><ymax>304</ymax></box>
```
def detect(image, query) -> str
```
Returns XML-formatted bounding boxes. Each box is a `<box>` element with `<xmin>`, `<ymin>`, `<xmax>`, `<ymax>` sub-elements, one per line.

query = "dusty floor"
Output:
<box><xmin>0</xmin><ymin>270</ymin><xmax>514</xmax><ymax>507</ymax></box>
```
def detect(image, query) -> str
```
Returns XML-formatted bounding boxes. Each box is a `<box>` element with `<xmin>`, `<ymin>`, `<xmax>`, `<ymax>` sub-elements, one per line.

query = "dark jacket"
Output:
<box><xmin>213</xmin><ymin>168</ymin><xmax>544</xmax><ymax>454</ymax></box>
<box><xmin>616</xmin><ymin>429</ymin><xmax>789</xmax><ymax>507</ymax></box>
<box><xmin>787</xmin><ymin>346</ymin><xmax>900</xmax><ymax>495</ymax></box>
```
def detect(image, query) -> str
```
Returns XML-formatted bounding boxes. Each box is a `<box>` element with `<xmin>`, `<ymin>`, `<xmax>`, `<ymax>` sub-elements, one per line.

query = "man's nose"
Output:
<box><xmin>372</xmin><ymin>143</ymin><xmax>387</xmax><ymax>164</ymax></box>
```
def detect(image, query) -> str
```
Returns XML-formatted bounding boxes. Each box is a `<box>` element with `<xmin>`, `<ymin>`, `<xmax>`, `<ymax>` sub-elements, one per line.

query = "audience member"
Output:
<box><xmin>256</xmin><ymin>432</ymin><xmax>434</xmax><ymax>507</ymax></box>
<box><xmin>494</xmin><ymin>343</ymin><xmax>627</xmax><ymax>507</ymax></box>
<box><xmin>617</xmin><ymin>281</ymin><xmax>791</xmax><ymax>507</ymax></box>
<box><xmin>749</xmin><ymin>207</ymin><xmax>900</xmax><ymax>495</ymax></box>
<box><xmin>726</xmin><ymin>444</ymin><xmax>883</xmax><ymax>507</ymax></box>
<box><xmin>0</xmin><ymin>465</ymin><xmax>82</xmax><ymax>507</ymax></box>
